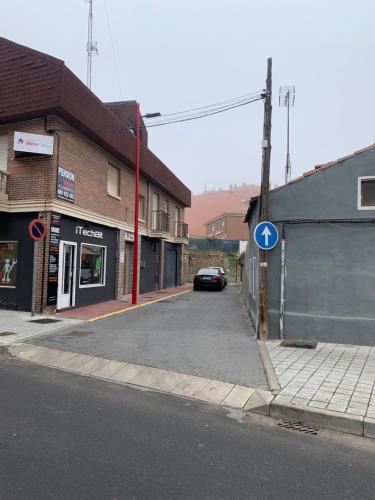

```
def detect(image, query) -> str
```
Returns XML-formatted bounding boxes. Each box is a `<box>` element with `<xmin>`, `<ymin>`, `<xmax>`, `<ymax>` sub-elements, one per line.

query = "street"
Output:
<box><xmin>1</xmin><ymin>356</ymin><xmax>375</xmax><ymax>500</ymax></box>
<box><xmin>34</xmin><ymin>287</ymin><xmax>267</xmax><ymax>389</ymax></box>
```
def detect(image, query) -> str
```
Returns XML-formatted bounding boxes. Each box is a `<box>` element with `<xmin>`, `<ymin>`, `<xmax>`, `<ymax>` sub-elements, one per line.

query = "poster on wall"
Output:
<box><xmin>57</xmin><ymin>166</ymin><xmax>75</xmax><ymax>203</ymax></box>
<box><xmin>47</xmin><ymin>213</ymin><xmax>61</xmax><ymax>305</ymax></box>
<box><xmin>0</xmin><ymin>242</ymin><xmax>18</xmax><ymax>288</ymax></box>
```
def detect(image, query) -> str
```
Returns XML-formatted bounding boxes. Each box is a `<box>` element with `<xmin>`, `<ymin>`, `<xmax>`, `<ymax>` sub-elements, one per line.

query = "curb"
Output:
<box><xmin>2</xmin><ymin>344</ymin><xmax>273</xmax><ymax>413</ymax></box>
<box><xmin>257</xmin><ymin>341</ymin><xmax>280</xmax><ymax>394</ymax></box>
<box><xmin>270</xmin><ymin>400</ymin><xmax>365</xmax><ymax>436</ymax></box>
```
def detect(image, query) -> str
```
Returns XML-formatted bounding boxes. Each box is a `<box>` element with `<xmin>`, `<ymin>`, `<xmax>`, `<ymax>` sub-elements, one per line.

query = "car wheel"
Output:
<box><xmin>193</xmin><ymin>285</ymin><xmax>199</xmax><ymax>291</ymax></box>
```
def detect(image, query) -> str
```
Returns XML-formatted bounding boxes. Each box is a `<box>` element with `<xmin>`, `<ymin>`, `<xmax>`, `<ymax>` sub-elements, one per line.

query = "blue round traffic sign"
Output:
<box><xmin>254</xmin><ymin>221</ymin><xmax>278</xmax><ymax>250</ymax></box>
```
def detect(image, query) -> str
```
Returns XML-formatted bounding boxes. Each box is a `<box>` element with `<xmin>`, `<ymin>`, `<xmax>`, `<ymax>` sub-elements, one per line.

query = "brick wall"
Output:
<box><xmin>1</xmin><ymin>116</ymin><xmax>186</xmax><ymax>236</ymax></box>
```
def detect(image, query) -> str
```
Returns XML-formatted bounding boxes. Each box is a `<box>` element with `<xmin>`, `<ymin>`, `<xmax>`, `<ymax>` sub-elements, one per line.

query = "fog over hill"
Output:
<box><xmin>185</xmin><ymin>183</ymin><xmax>259</xmax><ymax>237</ymax></box>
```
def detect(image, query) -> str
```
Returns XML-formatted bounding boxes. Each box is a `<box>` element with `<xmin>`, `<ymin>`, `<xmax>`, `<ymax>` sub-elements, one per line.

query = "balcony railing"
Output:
<box><xmin>175</xmin><ymin>221</ymin><xmax>188</xmax><ymax>238</ymax></box>
<box><xmin>0</xmin><ymin>170</ymin><xmax>9</xmax><ymax>199</ymax></box>
<box><xmin>151</xmin><ymin>210</ymin><xmax>170</xmax><ymax>232</ymax></box>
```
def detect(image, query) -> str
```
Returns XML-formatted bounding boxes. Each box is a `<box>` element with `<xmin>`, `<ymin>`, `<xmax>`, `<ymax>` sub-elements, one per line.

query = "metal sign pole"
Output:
<box><xmin>31</xmin><ymin>240</ymin><xmax>38</xmax><ymax>317</ymax></box>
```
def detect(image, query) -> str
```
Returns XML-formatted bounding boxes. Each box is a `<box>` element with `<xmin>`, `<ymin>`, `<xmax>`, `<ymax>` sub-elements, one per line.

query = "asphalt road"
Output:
<box><xmin>34</xmin><ymin>287</ymin><xmax>267</xmax><ymax>388</ymax></box>
<box><xmin>1</xmin><ymin>356</ymin><xmax>375</xmax><ymax>500</ymax></box>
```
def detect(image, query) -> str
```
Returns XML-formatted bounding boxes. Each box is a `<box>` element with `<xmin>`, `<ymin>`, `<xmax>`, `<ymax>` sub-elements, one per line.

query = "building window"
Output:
<box><xmin>79</xmin><ymin>244</ymin><xmax>106</xmax><ymax>287</ymax></box>
<box><xmin>358</xmin><ymin>177</ymin><xmax>375</xmax><ymax>209</ymax></box>
<box><xmin>138</xmin><ymin>195</ymin><xmax>145</xmax><ymax>221</ymax></box>
<box><xmin>0</xmin><ymin>136</ymin><xmax>8</xmax><ymax>171</ymax></box>
<box><xmin>107</xmin><ymin>164</ymin><xmax>120</xmax><ymax>198</ymax></box>
<box><xmin>0</xmin><ymin>241</ymin><xmax>17</xmax><ymax>288</ymax></box>
<box><xmin>165</xmin><ymin>199</ymin><xmax>170</xmax><ymax>214</ymax></box>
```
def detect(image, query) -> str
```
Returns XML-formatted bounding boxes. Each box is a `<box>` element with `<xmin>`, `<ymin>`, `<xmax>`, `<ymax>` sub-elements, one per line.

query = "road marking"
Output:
<box><xmin>88</xmin><ymin>289</ymin><xmax>192</xmax><ymax>322</ymax></box>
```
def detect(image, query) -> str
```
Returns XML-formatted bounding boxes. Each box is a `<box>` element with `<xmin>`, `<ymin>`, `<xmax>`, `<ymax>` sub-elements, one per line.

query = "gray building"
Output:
<box><xmin>242</xmin><ymin>144</ymin><xmax>375</xmax><ymax>346</ymax></box>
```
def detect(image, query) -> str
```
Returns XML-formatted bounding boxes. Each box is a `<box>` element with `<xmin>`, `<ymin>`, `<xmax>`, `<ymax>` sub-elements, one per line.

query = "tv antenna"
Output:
<box><xmin>279</xmin><ymin>86</ymin><xmax>295</xmax><ymax>184</ymax></box>
<box><xmin>85</xmin><ymin>0</ymin><xmax>98</xmax><ymax>89</ymax></box>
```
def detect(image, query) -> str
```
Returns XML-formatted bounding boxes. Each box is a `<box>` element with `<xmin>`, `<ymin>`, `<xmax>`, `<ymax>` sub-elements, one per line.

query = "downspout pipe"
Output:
<box><xmin>279</xmin><ymin>225</ymin><xmax>286</xmax><ymax>340</ymax></box>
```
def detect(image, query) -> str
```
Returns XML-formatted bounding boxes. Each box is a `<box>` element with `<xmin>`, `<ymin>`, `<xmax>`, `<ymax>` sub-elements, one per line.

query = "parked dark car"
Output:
<box><xmin>209</xmin><ymin>266</ymin><xmax>227</xmax><ymax>287</ymax></box>
<box><xmin>193</xmin><ymin>268</ymin><xmax>225</xmax><ymax>291</ymax></box>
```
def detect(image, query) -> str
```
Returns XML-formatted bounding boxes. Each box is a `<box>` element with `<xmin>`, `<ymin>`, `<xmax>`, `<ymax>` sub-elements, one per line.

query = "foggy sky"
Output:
<box><xmin>3</xmin><ymin>0</ymin><xmax>375</xmax><ymax>194</ymax></box>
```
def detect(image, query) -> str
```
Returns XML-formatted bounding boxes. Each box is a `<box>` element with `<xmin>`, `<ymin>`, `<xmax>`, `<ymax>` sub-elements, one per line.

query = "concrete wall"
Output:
<box><xmin>244</xmin><ymin>148</ymin><xmax>375</xmax><ymax>345</ymax></box>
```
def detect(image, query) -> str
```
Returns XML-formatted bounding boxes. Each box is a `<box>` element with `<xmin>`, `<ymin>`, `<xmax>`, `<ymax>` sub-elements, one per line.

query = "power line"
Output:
<box><xmin>155</xmin><ymin>90</ymin><xmax>264</xmax><ymax>118</ymax></box>
<box><xmin>144</xmin><ymin>95</ymin><xmax>264</xmax><ymax>128</ymax></box>
<box><xmin>48</xmin><ymin>91</ymin><xmax>265</xmax><ymax>134</ymax></box>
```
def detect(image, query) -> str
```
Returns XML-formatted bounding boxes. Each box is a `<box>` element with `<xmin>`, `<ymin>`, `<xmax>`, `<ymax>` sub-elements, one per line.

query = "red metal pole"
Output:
<box><xmin>131</xmin><ymin>102</ymin><xmax>141</xmax><ymax>304</ymax></box>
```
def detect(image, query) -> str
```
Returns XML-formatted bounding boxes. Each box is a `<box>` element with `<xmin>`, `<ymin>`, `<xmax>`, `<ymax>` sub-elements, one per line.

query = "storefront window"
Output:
<box><xmin>0</xmin><ymin>241</ymin><xmax>18</xmax><ymax>288</ymax></box>
<box><xmin>79</xmin><ymin>244</ymin><xmax>106</xmax><ymax>287</ymax></box>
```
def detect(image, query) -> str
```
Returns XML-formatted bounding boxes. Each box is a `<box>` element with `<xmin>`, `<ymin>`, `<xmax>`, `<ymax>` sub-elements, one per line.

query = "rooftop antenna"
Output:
<box><xmin>85</xmin><ymin>0</ymin><xmax>98</xmax><ymax>89</ymax></box>
<box><xmin>279</xmin><ymin>86</ymin><xmax>295</xmax><ymax>184</ymax></box>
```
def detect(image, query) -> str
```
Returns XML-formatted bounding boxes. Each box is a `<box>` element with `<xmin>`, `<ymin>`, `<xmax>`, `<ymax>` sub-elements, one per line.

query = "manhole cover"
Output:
<box><xmin>0</xmin><ymin>331</ymin><xmax>16</xmax><ymax>336</ymax></box>
<box><xmin>277</xmin><ymin>420</ymin><xmax>319</xmax><ymax>435</ymax></box>
<box><xmin>28</xmin><ymin>318</ymin><xmax>61</xmax><ymax>324</ymax></box>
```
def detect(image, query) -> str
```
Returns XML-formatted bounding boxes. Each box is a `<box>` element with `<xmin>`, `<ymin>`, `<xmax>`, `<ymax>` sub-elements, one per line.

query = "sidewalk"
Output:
<box><xmin>264</xmin><ymin>340</ymin><xmax>375</xmax><ymax>438</ymax></box>
<box><xmin>0</xmin><ymin>309</ymin><xmax>84</xmax><ymax>346</ymax></box>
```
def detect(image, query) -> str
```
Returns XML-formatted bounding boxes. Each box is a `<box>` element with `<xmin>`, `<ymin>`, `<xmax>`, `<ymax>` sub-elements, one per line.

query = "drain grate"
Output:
<box><xmin>0</xmin><ymin>331</ymin><xmax>16</xmax><ymax>336</ymax></box>
<box><xmin>28</xmin><ymin>318</ymin><xmax>61</xmax><ymax>324</ymax></box>
<box><xmin>277</xmin><ymin>420</ymin><xmax>319</xmax><ymax>435</ymax></box>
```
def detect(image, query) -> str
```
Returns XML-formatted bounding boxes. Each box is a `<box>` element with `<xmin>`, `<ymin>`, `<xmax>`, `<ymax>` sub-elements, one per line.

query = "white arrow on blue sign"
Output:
<box><xmin>253</xmin><ymin>221</ymin><xmax>278</xmax><ymax>250</ymax></box>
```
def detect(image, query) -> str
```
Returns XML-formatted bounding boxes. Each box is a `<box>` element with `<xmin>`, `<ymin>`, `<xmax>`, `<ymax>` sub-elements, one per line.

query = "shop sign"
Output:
<box><xmin>14</xmin><ymin>131</ymin><xmax>54</xmax><ymax>155</ymax></box>
<box><xmin>124</xmin><ymin>231</ymin><xmax>134</xmax><ymax>242</ymax></box>
<box><xmin>75</xmin><ymin>226</ymin><xmax>103</xmax><ymax>239</ymax></box>
<box><xmin>57</xmin><ymin>166</ymin><xmax>75</xmax><ymax>203</ymax></box>
<box><xmin>47</xmin><ymin>213</ymin><xmax>61</xmax><ymax>305</ymax></box>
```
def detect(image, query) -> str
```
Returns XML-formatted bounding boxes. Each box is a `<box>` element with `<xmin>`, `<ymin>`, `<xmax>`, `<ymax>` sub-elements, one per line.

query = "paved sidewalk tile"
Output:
<box><xmin>266</xmin><ymin>340</ymin><xmax>375</xmax><ymax>422</ymax></box>
<box><xmin>0</xmin><ymin>310</ymin><xmax>84</xmax><ymax>346</ymax></box>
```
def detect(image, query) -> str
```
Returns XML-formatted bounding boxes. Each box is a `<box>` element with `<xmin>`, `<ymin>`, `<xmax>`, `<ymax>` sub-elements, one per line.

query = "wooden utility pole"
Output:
<box><xmin>257</xmin><ymin>57</ymin><xmax>272</xmax><ymax>340</ymax></box>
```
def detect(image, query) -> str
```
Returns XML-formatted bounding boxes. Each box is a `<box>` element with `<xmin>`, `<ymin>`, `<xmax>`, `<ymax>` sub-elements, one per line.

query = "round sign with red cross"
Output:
<box><xmin>28</xmin><ymin>219</ymin><xmax>46</xmax><ymax>241</ymax></box>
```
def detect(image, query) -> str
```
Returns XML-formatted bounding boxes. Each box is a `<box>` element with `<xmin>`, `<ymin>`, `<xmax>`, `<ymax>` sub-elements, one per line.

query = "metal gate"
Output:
<box><xmin>166</xmin><ymin>248</ymin><xmax>177</xmax><ymax>288</ymax></box>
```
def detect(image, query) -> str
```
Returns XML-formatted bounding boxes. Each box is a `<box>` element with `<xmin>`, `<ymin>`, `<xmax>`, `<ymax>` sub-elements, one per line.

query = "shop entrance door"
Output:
<box><xmin>57</xmin><ymin>241</ymin><xmax>77</xmax><ymax>310</ymax></box>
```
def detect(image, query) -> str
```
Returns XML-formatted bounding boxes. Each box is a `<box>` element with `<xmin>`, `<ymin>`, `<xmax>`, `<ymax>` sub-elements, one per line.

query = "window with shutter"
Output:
<box><xmin>107</xmin><ymin>164</ymin><xmax>120</xmax><ymax>198</ymax></box>
<box><xmin>0</xmin><ymin>136</ymin><xmax>8</xmax><ymax>171</ymax></box>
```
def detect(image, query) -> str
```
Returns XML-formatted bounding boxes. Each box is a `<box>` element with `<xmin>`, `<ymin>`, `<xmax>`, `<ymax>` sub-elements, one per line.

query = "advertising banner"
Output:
<box><xmin>14</xmin><ymin>131</ymin><xmax>54</xmax><ymax>155</ymax></box>
<box><xmin>57</xmin><ymin>166</ymin><xmax>75</xmax><ymax>203</ymax></box>
<box><xmin>47</xmin><ymin>213</ymin><xmax>61</xmax><ymax>305</ymax></box>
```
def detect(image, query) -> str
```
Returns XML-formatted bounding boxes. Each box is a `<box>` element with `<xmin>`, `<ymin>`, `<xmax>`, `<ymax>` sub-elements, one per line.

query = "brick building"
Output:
<box><xmin>205</xmin><ymin>213</ymin><xmax>248</xmax><ymax>240</ymax></box>
<box><xmin>0</xmin><ymin>38</ymin><xmax>190</xmax><ymax>312</ymax></box>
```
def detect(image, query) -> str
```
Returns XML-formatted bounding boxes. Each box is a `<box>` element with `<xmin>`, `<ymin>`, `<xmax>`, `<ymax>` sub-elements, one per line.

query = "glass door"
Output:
<box><xmin>57</xmin><ymin>241</ymin><xmax>77</xmax><ymax>309</ymax></box>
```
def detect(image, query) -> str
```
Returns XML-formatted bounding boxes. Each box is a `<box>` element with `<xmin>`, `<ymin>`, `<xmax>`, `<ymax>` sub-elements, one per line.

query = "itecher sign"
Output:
<box><xmin>75</xmin><ymin>226</ymin><xmax>103</xmax><ymax>239</ymax></box>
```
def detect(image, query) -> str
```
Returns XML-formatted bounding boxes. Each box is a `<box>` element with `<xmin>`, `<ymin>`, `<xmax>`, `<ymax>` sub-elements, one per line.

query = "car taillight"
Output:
<box><xmin>212</xmin><ymin>275</ymin><xmax>220</xmax><ymax>281</ymax></box>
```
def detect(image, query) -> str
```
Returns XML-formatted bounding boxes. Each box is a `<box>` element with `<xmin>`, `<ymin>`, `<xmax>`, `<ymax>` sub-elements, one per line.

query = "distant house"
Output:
<box><xmin>243</xmin><ymin>144</ymin><xmax>375</xmax><ymax>346</ymax></box>
<box><xmin>185</xmin><ymin>184</ymin><xmax>259</xmax><ymax>236</ymax></box>
<box><xmin>205</xmin><ymin>212</ymin><xmax>249</xmax><ymax>240</ymax></box>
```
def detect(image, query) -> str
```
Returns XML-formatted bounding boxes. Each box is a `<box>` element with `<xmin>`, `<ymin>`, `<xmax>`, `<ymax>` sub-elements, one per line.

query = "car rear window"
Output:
<box><xmin>197</xmin><ymin>269</ymin><xmax>219</xmax><ymax>275</ymax></box>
